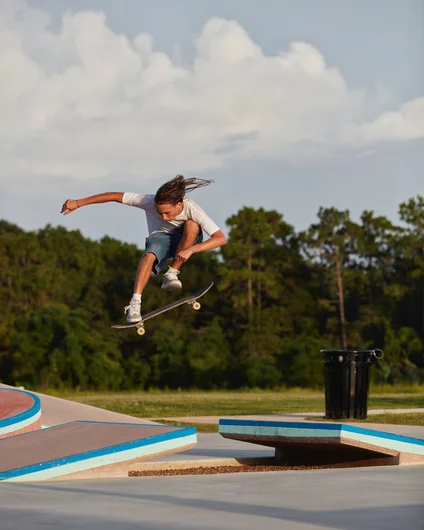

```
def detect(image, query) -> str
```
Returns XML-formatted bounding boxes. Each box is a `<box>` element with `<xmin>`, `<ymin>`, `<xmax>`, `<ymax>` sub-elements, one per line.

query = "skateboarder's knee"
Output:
<box><xmin>141</xmin><ymin>252</ymin><xmax>157</xmax><ymax>263</ymax></box>
<box><xmin>183</xmin><ymin>220</ymin><xmax>201</xmax><ymax>237</ymax></box>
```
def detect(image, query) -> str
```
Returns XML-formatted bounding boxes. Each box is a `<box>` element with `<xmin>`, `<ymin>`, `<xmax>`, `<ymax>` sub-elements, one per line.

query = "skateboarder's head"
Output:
<box><xmin>154</xmin><ymin>175</ymin><xmax>214</xmax><ymax>221</ymax></box>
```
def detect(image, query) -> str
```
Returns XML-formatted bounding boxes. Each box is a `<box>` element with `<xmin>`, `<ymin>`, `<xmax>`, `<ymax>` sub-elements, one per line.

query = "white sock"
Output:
<box><xmin>131</xmin><ymin>293</ymin><xmax>142</xmax><ymax>303</ymax></box>
<box><xmin>168</xmin><ymin>266</ymin><xmax>179</xmax><ymax>274</ymax></box>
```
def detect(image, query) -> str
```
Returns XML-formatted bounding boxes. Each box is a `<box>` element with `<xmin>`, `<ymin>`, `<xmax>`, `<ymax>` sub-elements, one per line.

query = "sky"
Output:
<box><xmin>1</xmin><ymin>0</ymin><xmax>423</xmax><ymax>247</ymax></box>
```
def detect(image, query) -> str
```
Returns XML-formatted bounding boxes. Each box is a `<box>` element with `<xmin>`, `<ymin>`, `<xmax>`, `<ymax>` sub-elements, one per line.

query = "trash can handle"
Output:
<box><xmin>372</xmin><ymin>349</ymin><xmax>384</xmax><ymax>360</ymax></box>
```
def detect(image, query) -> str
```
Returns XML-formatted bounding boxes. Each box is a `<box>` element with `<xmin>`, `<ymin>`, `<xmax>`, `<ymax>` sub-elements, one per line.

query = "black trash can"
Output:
<box><xmin>321</xmin><ymin>349</ymin><xmax>384</xmax><ymax>420</ymax></box>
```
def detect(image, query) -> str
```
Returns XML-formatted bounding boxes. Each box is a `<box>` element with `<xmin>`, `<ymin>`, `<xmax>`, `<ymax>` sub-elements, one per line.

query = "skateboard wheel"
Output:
<box><xmin>193</xmin><ymin>302</ymin><xmax>201</xmax><ymax>310</ymax></box>
<box><xmin>136</xmin><ymin>326</ymin><xmax>146</xmax><ymax>336</ymax></box>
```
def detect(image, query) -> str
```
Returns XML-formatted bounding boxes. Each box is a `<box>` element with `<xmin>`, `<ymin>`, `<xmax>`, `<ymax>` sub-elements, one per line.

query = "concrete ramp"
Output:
<box><xmin>0</xmin><ymin>383</ymin><xmax>160</xmax><ymax>427</ymax></box>
<box><xmin>218</xmin><ymin>419</ymin><xmax>424</xmax><ymax>467</ymax></box>
<box><xmin>0</xmin><ymin>388</ymin><xmax>41</xmax><ymax>438</ymax></box>
<box><xmin>0</xmin><ymin>421</ymin><xmax>196</xmax><ymax>482</ymax></box>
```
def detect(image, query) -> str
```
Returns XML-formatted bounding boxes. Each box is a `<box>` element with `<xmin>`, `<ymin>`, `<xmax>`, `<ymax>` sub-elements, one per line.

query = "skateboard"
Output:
<box><xmin>111</xmin><ymin>281</ymin><xmax>214</xmax><ymax>336</ymax></box>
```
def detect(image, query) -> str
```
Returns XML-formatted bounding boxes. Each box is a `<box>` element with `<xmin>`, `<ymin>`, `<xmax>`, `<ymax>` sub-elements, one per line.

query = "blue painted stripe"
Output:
<box><xmin>0</xmin><ymin>389</ymin><xmax>40</xmax><ymax>429</ymax></box>
<box><xmin>342</xmin><ymin>425</ymin><xmax>424</xmax><ymax>447</ymax></box>
<box><xmin>0</xmin><ymin>411</ymin><xmax>41</xmax><ymax>437</ymax></box>
<box><xmin>0</xmin><ymin>424</ymin><xmax>196</xmax><ymax>481</ymax></box>
<box><xmin>0</xmin><ymin>419</ymin><xmax>188</xmax><ymax>442</ymax></box>
<box><xmin>66</xmin><ymin>420</ymin><xmax>186</xmax><ymax>427</ymax></box>
<box><xmin>219</xmin><ymin>419</ymin><xmax>341</xmax><ymax>432</ymax></box>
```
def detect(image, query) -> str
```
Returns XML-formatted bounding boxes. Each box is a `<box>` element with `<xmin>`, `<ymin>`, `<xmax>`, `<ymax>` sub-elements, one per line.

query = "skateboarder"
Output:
<box><xmin>60</xmin><ymin>175</ymin><xmax>226</xmax><ymax>323</ymax></box>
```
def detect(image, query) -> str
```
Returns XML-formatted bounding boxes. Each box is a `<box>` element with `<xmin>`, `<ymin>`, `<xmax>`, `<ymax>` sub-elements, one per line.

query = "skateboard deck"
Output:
<box><xmin>111</xmin><ymin>281</ymin><xmax>214</xmax><ymax>335</ymax></box>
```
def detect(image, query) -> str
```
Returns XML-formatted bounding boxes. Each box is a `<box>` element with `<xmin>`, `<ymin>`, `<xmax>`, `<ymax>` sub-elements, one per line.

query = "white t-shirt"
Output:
<box><xmin>122</xmin><ymin>193</ymin><xmax>220</xmax><ymax>236</ymax></box>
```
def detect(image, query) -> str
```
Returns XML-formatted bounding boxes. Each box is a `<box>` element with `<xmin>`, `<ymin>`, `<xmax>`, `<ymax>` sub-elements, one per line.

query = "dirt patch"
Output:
<box><xmin>130</xmin><ymin>464</ymin><xmax>318</xmax><ymax>476</ymax></box>
<box><xmin>128</xmin><ymin>458</ymin><xmax>396</xmax><ymax>477</ymax></box>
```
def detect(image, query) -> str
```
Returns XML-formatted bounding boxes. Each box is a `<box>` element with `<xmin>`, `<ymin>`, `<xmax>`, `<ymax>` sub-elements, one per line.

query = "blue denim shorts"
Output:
<box><xmin>144</xmin><ymin>228</ymin><xmax>203</xmax><ymax>276</ymax></box>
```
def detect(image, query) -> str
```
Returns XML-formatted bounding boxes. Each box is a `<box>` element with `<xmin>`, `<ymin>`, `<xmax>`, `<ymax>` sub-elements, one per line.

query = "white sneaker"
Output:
<box><xmin>124</xmin><ymin>299</ymin><xmax>142</xmax><ymax>323</ymax></box>
<box><xmin>161</xmin><ymin>267</ymin><xmax>182</xmax><ymax>291</ymax></box>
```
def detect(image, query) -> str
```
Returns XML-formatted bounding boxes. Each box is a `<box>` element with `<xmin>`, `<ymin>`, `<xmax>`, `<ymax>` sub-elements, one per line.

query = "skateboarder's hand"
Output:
<box><xmin>175</xmin><ymin>248</ymin><xmax>193</xmax><ymax>263</ymax></box>
<box><xmin>61</xmin><ymin>199</ymin><xmax>80</xmax><ymax>215</ymax></box>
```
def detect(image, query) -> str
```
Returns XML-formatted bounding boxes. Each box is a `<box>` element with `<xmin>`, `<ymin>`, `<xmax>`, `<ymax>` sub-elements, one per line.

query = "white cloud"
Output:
<box><xmin>361</xmin><ymin>97</ymin><xmax>424</xmax><ymax>141</ymax></box>
<box><xmin>1</xmin><ymin>1</ymin><xmax>423</xmax><ymax>183</ymax></box>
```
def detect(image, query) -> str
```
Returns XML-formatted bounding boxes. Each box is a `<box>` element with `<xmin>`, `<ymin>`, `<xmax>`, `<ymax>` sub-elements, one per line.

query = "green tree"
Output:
<box><xmin>186</xmin><ymin>318</ymin><xmax>231</xmax><ymax>389</ymax></box>
<box><xmin>347</xmin><ymin>211</ymin><xmax>400</xmax><ymax>348</ymax></box>
<box><xmin>220</xmin><ymin>207</ymin><xmax>287</xmax><ymax>323</ymax></box>
<box><xmin>398</xmin><ymin>196</ymin><xmax>424</xmax><ymax>341</ymax></box>
<box><xmin>302</xmin><ymin>207</ymin><xmax>359</xmax><ymax>349</ymax></box>
<box><xmin>8</xmin><ymin>304</ymin><xmax>123</xmax><ymax>390</ymax></box>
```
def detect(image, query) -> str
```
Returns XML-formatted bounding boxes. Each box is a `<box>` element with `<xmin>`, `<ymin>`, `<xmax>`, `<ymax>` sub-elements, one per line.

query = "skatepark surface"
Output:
<box><xmin>0</xmin><ymin>384</ymin><xmax>423</xmax><ymax>529</ymax></box>
<box><xmin>0</xmin><ymin>453</ymin><xmax>422</xmax><ymax>530</ymax></box>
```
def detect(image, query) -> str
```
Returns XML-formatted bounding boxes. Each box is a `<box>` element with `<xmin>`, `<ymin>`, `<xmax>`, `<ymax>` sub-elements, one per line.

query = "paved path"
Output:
<box><xmin>0</xmin><ymin>460</ymin><xmax>422</xmax><ymax>529</ymax></box>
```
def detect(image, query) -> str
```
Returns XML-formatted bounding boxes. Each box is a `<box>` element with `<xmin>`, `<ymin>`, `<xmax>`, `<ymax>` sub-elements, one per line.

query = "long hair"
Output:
<box><xmin>154</xmin><ymin>175</ymin><xmax>214</xmax><ymax>205</ymax></box>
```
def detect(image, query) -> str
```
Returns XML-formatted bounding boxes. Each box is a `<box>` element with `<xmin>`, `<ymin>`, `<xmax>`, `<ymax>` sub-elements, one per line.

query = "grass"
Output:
<box><xmin>350</xmin><ymin>412</ymin><xmax>424</xmax><ymax>426</ymax></box>
<box><xmin>156</xmin><ymin>420</ymin><xmax>219</xmax><ymax>433</ymax></box>
<box><xmin>150</xmin><ymin>412</ymin><xmax>424</xmax><ymax>433</ymax></box>
<box><xmin>47</xmin><ymin>388</ymin><xmax>424</xmax><ymax>420</ymax></box>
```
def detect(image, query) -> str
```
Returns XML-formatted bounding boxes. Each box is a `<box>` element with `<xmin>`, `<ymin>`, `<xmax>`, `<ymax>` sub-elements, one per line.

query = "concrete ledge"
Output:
<box><xmin>218</xmin><ymin>419</ymin><xmax>424</xmax><ymax>466</ymax></box>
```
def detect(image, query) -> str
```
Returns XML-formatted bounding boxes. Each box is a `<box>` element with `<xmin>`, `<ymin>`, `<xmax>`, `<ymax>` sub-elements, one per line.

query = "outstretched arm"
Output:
<box><xmin>61</xmin><ymin>192</ymin><xmax>124</xmax><ymax>215</ymax></box>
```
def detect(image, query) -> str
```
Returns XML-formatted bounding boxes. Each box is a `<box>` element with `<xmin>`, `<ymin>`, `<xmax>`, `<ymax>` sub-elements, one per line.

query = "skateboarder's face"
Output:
<box><xmin>156</xmin><ymin>201</ymin><xmax>183</xmax><ymax>222</ymax></box>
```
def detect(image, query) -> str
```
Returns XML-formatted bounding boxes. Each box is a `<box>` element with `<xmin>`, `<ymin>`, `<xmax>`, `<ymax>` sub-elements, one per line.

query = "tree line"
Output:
<box><xmin>1</xmin><ymin>196</ymin><xmax>423</xmax><ymax>391</ymax></box>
